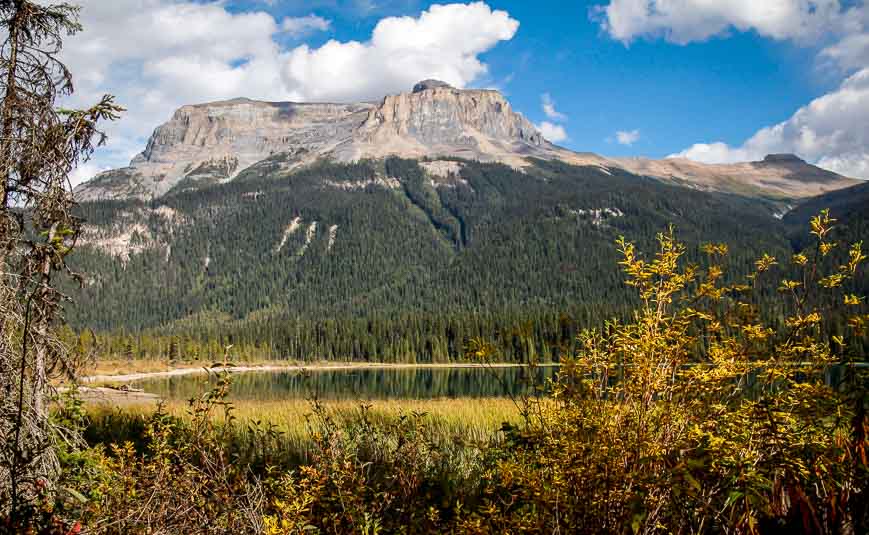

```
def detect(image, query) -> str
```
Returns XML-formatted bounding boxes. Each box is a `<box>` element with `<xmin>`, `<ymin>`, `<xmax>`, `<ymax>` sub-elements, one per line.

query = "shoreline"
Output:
<box><xmin>81</xmin><ymin>361</ymin><xmax>560</xmax><ymax>384</ymax></box>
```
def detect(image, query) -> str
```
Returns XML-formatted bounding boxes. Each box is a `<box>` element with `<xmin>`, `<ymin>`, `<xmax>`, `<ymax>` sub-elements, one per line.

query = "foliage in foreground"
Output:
<box><xmin>6</xmin><ymin>212</ymin><xmax>869</xmax><ymax>534</ymax></box>
<box><xmin>468</xmin><ymin>212</ymin><xmax>869</xmax><ymax>533</ymax></box>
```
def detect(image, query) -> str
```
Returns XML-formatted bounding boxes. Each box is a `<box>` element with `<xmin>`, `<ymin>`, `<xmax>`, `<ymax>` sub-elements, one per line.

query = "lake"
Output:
<box><xmin>126</xmin><ymin>362</ymin><xmax>868</xmax><ymax>401</ymax></box>
<box><xmin>130</xmin><ymin>365</ymin><xmax>560</xmax><ymax>401</ymax></box>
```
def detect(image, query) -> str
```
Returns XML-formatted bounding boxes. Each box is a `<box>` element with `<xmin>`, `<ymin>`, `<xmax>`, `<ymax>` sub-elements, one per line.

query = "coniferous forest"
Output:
<box><xmin>64</xmin><ymin>157</ymin><xmax>869</xmax><ymax>362</ymax></box>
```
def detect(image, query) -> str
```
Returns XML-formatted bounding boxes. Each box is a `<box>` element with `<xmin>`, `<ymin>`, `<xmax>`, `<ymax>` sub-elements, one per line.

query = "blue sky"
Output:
<box><xmin>63</xmin><ymin>1</ymin><xmax>869</xmax><ymax>182</ymax></box>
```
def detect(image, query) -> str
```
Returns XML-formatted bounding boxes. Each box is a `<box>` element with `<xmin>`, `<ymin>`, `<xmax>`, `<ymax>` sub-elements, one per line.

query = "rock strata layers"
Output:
<box><xmin>75</xmin><ymin>81</ymin><xmax>860</xmax><ymax>202</ymax></box>
<box><xmin>77</xmin><ymin>98</ymin><xmax>374</xmax><ymax>200</ymax></box>
<box><xmin>76</xmin><ymin>81</ymin><xmax>553</xmax><ymax>201</ymax></box>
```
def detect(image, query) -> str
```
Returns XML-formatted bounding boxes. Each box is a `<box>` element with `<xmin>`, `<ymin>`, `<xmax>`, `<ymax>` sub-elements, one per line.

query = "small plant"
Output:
<box><xmin>82</xmin><ymin>372</ymin><xmax>267</xmax><ymax>533</ymax></box>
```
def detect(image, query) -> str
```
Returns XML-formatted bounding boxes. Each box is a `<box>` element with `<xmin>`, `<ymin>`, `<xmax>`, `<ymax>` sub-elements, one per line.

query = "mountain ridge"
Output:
<box><xmin>74</xmin><ymin>80</ymin><xmax>860</xmax><ymax>203</ymax></box>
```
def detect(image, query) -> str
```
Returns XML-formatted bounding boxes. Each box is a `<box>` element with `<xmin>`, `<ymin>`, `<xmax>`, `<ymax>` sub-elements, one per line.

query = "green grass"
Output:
<box><xmin>84</xmin><ymin>397</ymin><xmax>523</xmax><ymax>467</ymax></box>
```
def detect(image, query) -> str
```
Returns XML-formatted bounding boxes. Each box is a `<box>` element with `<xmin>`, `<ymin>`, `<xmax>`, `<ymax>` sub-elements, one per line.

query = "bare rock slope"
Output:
<box><xmin>75</xmin><ymin>81</ymin><xmax>859</xmax><ymax>202</ymax></box>
<box><xmin>77</xmin><ymin>98</ymin><xmax>375</xmax><ymax>200</ymax></box>
<box><xmin>612</xmin><ymin>154</ymin><xmax>857</xmax><ymax>200</ymax></box>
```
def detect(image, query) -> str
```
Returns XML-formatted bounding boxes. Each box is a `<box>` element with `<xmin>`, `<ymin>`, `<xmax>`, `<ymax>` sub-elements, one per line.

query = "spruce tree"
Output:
<box><xmin>0</xmin><ymin>0</ymin><xmax>120</xmax><ymax>521</ymax></box>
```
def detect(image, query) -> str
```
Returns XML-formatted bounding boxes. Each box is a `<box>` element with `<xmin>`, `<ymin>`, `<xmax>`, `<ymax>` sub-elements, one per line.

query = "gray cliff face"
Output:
<box><xmin>359</xmin><ymin>84</ymin><xmax>542</xmax><ymax>148</ymax></box>
<box><xmin>412</xmin><ymin>79</ymin><xmax>453</xmax><ymax>93</ymax></box>
<box><xmin>75</xmin><ymin>81</ymin><xmax>548</xmax><ymax>201</ymax></box>
<box><xmin>77</xmin><ymin>98</ymin><xmax>375</xmax><ymax>200</ymax></box>
<box><xmin>74</xmin><ymin>80</ymin><xmax>860</xmax><ymax>202</ymax></box>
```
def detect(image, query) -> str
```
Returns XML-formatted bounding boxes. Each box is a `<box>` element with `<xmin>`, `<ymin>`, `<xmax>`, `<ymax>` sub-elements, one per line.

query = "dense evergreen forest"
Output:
<box><xmin>64</xmin><ymin>158</ymin><xmax>867</xmax><ymax>362</ymax></box>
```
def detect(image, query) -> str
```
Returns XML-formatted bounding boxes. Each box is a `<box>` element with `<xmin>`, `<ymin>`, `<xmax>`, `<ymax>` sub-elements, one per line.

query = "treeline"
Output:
<box><xmin>65</xmin><ymin>305</ymin><xmax>632</xmax><ymax>363</ymax></box>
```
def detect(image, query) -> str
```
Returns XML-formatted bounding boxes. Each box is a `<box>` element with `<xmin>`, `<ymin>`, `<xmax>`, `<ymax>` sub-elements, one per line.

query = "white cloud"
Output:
<box><xmin>537</xmin><ymin>93</ymin><xmax>568</xmax><ymax>142</ymax></box>
<box><xmin>669</xmin><ymin>142</ymin><xmax>750</xmax><ymax>164</ymax></box>
<box><xmin>536</xmin><ymin>121</ymin><xmax>568</xmax><ymax>143</ymax></box>
<box><xmin>820</xmin><ymin>31</ymin><xmax>869</xmax><ymax>72</ymax></box>
<box><xmin>281</xmin><ymin>15</ymin><xmax>332</xmax><ymax>37</ymax></box>
<box><xmin>595</xmin><ymin>0</ymin><xmax>869</xmax><ymax>75</ymax></box>
<box><xmin>670</xmin><ymin>68</ymin><xmax>869</xmax><ymax>178</ymax></box>
<box><xmin>541</xmin><ymin>93</ymin><xmax>567</xmax><ymax>121</ymax></box>
<box><xmin>61</xmin><ymin>1</ymin><xmax>519</xmax><ymax>181</ymax></box>
<box><xmin>281</xmin><ymin>2</ymin><xmax>518</xmax><ymax>102</ymax></box>
<box><xmin>594</xmin><ymin>0</ymin><xmax>845</xmax><ymax>45</ymax></box>
<box><xmin>615</xmin><ymin>129</ymin><xmax>640</xmax><ymax>146</ymax></box>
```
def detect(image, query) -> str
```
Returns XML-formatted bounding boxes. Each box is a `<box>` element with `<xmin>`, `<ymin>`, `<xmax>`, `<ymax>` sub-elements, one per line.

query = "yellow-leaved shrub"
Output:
<box><xmin>464</xmin><ymin>212</ymin><xmax>868</xmax><ymax>534</ymax></box>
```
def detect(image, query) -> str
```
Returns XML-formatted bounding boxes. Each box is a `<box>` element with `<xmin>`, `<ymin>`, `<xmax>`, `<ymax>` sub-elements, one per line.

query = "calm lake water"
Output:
<box><xmin>128</xmin><ymin>363</ymin><xmax>868</xmax><ymax>401</ymax></box>
<box><xmin>130</xmin><ymin>366</ymin><xmax>560</xmax><ymax>401</ymax></box>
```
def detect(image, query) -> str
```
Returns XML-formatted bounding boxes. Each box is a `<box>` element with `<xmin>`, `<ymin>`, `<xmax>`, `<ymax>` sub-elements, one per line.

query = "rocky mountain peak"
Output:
<box><xmin>73</xmin><ymin>87</ymin><xmax>859</xmax><ymax>203</ymax></box>
<box><xmin>762</xmin><ymin>153</ymin><xmax>806</xmax><ymax>164</ymax></box>
<box><xmin>412</xmin><ymin>79</ymin><xmax>454</xmax><ymax>93</ymax></box>
<box><xmin>348</xmin><ymin>80</ymin><xmax>546</xmax><ymax>164</ymax></box>
<box><xmin>75</xmin><ymin>83</ymin><xmax>555</xmax><ymax>201</ymax></box>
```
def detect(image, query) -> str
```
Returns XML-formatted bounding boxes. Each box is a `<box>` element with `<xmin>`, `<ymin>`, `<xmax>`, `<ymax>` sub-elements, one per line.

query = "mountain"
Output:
<box><xmin>75</xmin><ymin>81</ymin><xmax>857</xmax><ymax>203</ymax></box>
<box><xmin>611</xmin><ymin>153</ymin><xmax>857</xmax><ymax>201</ymax></box>
<box><xmin>75</xmin><ymin>81</ymin><xmax>567</xmax><ymax>201</ymax></box>
<box><xmin>64</xmin><ymin>82</ymin><xmax>866</xmax><ymax>363</ymax></box>
<box><xmin>785</xmin><ymin>180</ymin><xmax>869</xmax><ymax>227</ymax></box>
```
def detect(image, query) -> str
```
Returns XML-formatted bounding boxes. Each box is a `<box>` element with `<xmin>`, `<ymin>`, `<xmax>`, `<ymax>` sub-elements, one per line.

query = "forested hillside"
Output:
<box><xmin>785</xmin><ymin>181</ymin><xmax>869</xmax><ymax>249</ymax></box>
<box><xmin>65</xmin><ymin>158</ymin><xmax>808</xmax><ymax>362</ymax></box>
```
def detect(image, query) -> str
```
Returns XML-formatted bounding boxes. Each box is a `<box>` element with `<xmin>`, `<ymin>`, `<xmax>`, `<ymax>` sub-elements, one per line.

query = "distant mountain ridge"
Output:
<box><xmin>611</xmin><ymin>153</ymin><xmax>857</xmax><ymax>201</ymax></box>
<box><xmin>75</xmin><ymin>81</ymin><xmax>859</xmax><ymax>203</ymax></box>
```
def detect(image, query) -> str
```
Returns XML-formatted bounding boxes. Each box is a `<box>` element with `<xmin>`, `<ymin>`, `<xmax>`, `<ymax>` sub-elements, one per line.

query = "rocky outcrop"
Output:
<box><xmin>76</xmin><ymin>99</ymin><xmax>374</xmax><ymax>200</ymax></box>
<box><xmin>76</xmin><ymin>81</ymin><xmax>563</xmax><ymax>201</ymax></box>
<box><xmin>75</xmin><ymin>81</ymin><xmax>861</xmax><ymax>202</ymax></box>
<box><xmin>612</xmin><ymin>155</ymin><xmax>858</xmax><ymax>200</ymax></box>
<box><xmin>762</xmin><ymin>153</ymin><xmax>804</xmax><ymax>164</ymax></box>
<box><xmin>413</xmin><ymin>79</ymin><xmax>453</xmax><ymax>93</ymax></box>
<box><xmin>345</xmin><ymin>82</ymin><xmax>546</xmax><ymax>165</ymax></box>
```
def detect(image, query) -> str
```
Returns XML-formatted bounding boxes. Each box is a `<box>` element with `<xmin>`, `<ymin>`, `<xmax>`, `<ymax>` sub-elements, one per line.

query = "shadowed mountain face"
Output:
<box><xmin>75</xmin><ymin>81</ymin><xmax>859</xmax><ymax>203</ymax></box>
<box><xmin>783</xmin><ymin>180</ymin><xmax>869</xmax><ymax>251</ymax></box>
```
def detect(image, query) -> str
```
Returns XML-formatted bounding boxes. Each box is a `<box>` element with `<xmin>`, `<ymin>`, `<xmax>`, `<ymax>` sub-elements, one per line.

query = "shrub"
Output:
<box><xmin>465</xmin><ymin>213</ymin><xmax>868</xmax><ymax>534</ymax></box>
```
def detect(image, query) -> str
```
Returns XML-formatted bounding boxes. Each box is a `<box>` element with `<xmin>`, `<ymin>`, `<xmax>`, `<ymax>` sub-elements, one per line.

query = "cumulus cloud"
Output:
<box><xmin>594</xmin><ymin>0</ymin><xmax>845</xmax><ymax>45</ymax></box>
<box><xmin>615</xmin><ymin>129</ymin><xmax>640</xmax><ymax>146</ymax></box>
<box><xmin>281</xmin><ymin>2</ymin><xmax>518</xmax><ymax>102</ymax></box>
<box><xmin>541</xmin><ymin>93</ymin><xmax>567</xmax><ymax>121</ymax></box>
<box><xmin>536</xmin><ymin>121</ymin><xmax>569</xmax><ymax>143</ymax></box>
<box><xmin>69</xmin><ymin>162</ymin><xmax>110</xmax><ymax>188</ymax></box>
<box><xmin>535</xmin><ymin>93</ymin><xmax>568</xmax><ymax>142</ymax></box>
<box><xmin>61</xmin><ymin>1</ymin><xmax>519</xmax><ymax>185</ymax></box>
<box><xmin>820</xmin><ymin>31</ymin><xmax>869</xmax><ymax>72</ymax></box>
<box><xmin>670</xmin><ymin>68</ymin><xmax>869</xmax><ymax>178</ymax></box>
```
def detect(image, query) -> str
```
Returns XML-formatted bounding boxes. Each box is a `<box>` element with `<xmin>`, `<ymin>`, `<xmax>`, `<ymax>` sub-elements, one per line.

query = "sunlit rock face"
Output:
<box><xmin>76</xmin><ymin>81</ymin><xmax>553</xmax><ymax>201</ymax></box>
<box><xmin>75</xmin><ymin>81</ymin><xmax>860</xmax><ymax>202</ymax></box>
<box><xmin>75</xmin><ymin>98</ymin><xmax>374</xmax><ymax>200</ymax></box>
<box><xmin>344</xmin><ymin>80</ymin><xmax>547</xmax><ymax>165</ymax></box>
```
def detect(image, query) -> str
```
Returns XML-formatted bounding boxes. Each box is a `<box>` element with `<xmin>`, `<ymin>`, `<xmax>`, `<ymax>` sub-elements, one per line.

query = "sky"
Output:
<box><xmin>60</xmin><ymin>0</ymin><xmax>869</xmax><ymax>184</ymax></box>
